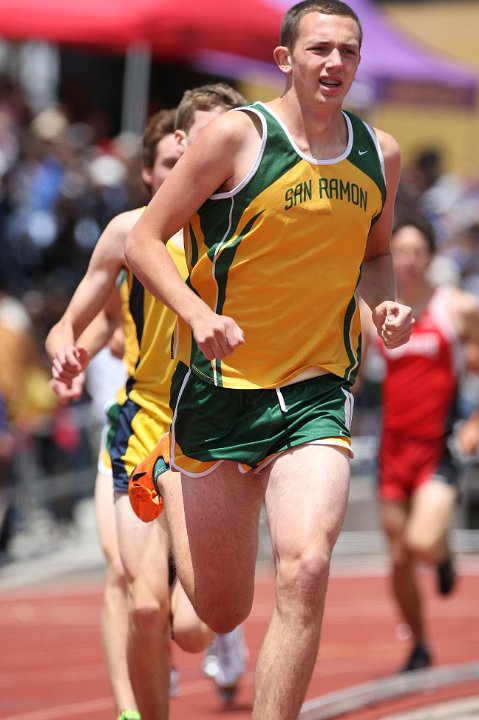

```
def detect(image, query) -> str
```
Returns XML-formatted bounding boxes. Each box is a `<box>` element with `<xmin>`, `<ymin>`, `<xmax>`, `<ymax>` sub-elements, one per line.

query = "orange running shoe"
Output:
<box><xmin>128</xmin><ymin>433</ymin><xmax>170</xmax><ymax>522</ymax></box>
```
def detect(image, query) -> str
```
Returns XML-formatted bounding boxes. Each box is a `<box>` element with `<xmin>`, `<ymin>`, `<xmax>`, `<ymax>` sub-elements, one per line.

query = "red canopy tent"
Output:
<box><xmin>0</xmin><ymin>0</ymin><xmax>282</xmax><ymax>61</ymax></box>
<box><xmin>0</xmin><ymin>0</ymin><xmax>147</xmax><ymax>52</ymax></box>
<box><xmin>138</xmin><ymin>0</ymin><xmax>282</xmax><ymax>64</ymax></box>
<box><xmin>0</xmin><ymin>0</ymin><xmax>284</xmax><ymax>131</ymax></box>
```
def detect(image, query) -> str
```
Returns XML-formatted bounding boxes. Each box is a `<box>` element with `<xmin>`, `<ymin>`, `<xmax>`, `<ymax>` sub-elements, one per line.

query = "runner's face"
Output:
<box><xmin>146</xmin><ymin>133</ymin><xmax>182</xmax><ymax>194</ymax></box>
<box><xmin>391</xmin><ymin>225</ymin><xmax>433</xmax><ymax>287</ymax></box>
<box><xmin>288</xmin><ymin>12</ymin><xmax>360</xmax><ymax>107</ymax></box>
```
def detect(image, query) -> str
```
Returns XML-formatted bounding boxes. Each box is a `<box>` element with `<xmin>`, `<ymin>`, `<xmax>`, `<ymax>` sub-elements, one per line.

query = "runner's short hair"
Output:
<box><xmin>175</xmin><ymin>83</ymin><xmax>246</xmax><ymax>134</ymax></box>
<box><xmin>280</xmin><ymin>1</ymin><xmax>363</xmax><ymax>51</ymax></box>
<box><xmin>142</xmin><ymin>108</ymin><xmax>176</xmax><ymax>168</ymax></box>
<box><xmin>393</xmin><ymin>212</ymin><xmax>436</xmax><ymax>255</ymax></box>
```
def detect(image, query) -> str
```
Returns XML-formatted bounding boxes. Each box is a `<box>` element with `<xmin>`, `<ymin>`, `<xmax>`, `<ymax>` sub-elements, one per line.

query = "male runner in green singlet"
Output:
<box><xmin>125</xmin><ymin>3</ymin><xmax>414</xmax><ymax>718</ymax></box>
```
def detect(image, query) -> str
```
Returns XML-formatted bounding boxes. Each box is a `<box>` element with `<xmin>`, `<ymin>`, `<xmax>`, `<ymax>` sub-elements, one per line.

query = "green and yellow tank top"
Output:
<box><xmin>123</xmin><ymin>234</ymin><xmax>188</xmax><ymax>408</ymax></box>
<box><xmin>176</xmin><ymin>102</ymin><xmax>386</xmax><ymax>390</ymax></box>
<box><xmin>118</xmin><ymin>268</ymin><xmax>139</xmax><ymax>379</ymax></box>
<box><xmin>112</xmin><ymin>269</ymin><xmax>137</xmax><ymax>406</ymax></box>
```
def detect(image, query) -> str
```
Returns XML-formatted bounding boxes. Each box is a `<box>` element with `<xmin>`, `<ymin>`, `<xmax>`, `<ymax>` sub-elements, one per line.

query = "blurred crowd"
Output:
<box><xmin>0</xmin><ymin>76</ymin><xmax>147</xmax><ymax>553</ymax></box>
<box><xmin>398</xmin><ymin>147</ymin><xmax>479</xmax><ymax>298</ymax></box>
<box><xmin>1</xmin><ymin>73</ymin><xmax>479</xmax><ymax>555</ymax></box>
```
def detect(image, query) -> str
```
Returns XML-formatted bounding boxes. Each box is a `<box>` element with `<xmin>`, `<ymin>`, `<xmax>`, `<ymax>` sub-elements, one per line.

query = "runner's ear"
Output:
<box><xmin>175</xmin><ymin>129</ymin><xmax>187</xmax><ymax>151</ymax></box>
<box><xmin>141</xmin><ymin>166</ymin><xmax>153</xmax><ymax>187</ymax></box>
<box><xmin>273</xmin><ymin>45</ymin><xmax>292</xmax><ymax>74</ymax></box>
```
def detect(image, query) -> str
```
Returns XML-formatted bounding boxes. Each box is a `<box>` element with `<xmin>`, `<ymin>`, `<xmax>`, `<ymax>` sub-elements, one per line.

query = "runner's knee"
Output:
<box><xmin>197</xmin><ymin>596</ymin><xmax>252</xmax><ymax>634</ymax></box>
<box><xmin>405</xmin><ymin>531</ymin><xmax>441</xmax><ymax>564</ymax></box>
<box><xmin>276</xmin><ymin>550</ymin><xmax>330</xmax><ymax>612</ymax></box>
<box><xmin>173</xmin><ymin>621</ymin><xmax>213</xmax><ymax>653</ymax></box>
<box><xmin>104</xmin><ymin>555</ymin><xmax>127</xmax><ymax>589</ymax></box>
<box><xmin>129</xmin><ymin>590</ymin><xmax>171</xmax><ymax>634</ymax></box>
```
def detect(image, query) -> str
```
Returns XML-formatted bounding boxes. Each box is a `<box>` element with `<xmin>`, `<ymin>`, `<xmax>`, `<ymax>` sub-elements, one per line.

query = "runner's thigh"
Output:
<box><xmin>94</xmin><ymin>470</ymin><xmax>119</xmax><ymax>563</ymax></box>
<box><xmin>162</xmin><ymin>461</ymin><xmax>263</xmax><ymax>616</ymax></box>
<box><xmin>115</xmin><ymin>492</ymin><xmax>170</xmax><ymax>597</ymax></box>
<box><xmin>408</xmin><ymin>480</ymin><xmax>457</xmax><ymax>548</ymax></box>
<box><xmin>262</xmin><ymin>444</ymin><xmax>351</xmax><ymax>562</ymax></box>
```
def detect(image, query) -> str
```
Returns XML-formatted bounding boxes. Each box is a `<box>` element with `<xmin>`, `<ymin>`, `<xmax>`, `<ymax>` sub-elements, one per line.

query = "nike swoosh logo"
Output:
<box><xmin>358</xmin><ymin>149</ymin><xmax>368</xmax><ymax>156</ymax></box>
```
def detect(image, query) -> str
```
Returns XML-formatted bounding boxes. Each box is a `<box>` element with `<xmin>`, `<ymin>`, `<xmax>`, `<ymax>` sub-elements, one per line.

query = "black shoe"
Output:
<box><xmin>437</xmin><ymin>555</ymin><xmax>456</xmax><ymax>596</ymax></box>
<box><xmin>401</xmin><ymin>644</ymin><xmax>432</xmax><ymax>672</ymax></box>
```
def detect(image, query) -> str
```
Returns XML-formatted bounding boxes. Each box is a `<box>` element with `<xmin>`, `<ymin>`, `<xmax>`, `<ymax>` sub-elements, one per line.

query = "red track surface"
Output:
<box><xmin>1</xmin><ymin>563</ymin><xmax>478</xmax><ymax>720</ymax></box>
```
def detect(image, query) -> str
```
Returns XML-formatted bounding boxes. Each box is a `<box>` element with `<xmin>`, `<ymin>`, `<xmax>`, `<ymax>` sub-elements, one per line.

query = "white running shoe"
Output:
<box><xmin>202</xmin><ymin>637</ymin><xmax>219</xmax><ymax>679</ymax></box>
<box><xmin>214</xmin><ymin>626</ymin><xmax>248</xmax><ymax>702</ymax></box>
